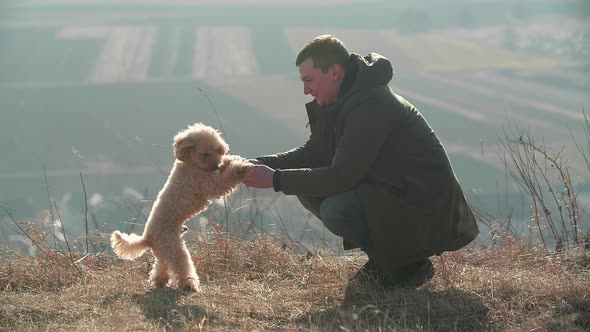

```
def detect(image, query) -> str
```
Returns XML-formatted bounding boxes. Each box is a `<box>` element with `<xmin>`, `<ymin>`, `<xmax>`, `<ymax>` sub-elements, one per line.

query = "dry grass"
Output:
<box><xmin>1</xmin><ymin>229</ymin><xmax>589</xmax><ymax>332</ymax></box>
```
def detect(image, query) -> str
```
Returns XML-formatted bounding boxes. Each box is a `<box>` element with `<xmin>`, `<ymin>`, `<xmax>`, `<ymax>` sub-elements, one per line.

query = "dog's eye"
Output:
<box><xmin>201</xmin><ymin>153</ymin><xmax>211</xmax><ymax>158</ymax></box>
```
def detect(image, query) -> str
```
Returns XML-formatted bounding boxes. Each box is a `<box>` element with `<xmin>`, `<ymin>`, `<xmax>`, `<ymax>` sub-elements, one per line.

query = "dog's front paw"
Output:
<box><xmin>219</xmin><ymin>156</ymin><xmax>232</xmax><ymax>174</ymax></box>
<box><xmin>221</xmin><ymin>155</ymin><xmax>250</xmax><ymax>178</ymax></box>
<box><xmin>234</xmin><ymin>163</ymin><xmax>249</xmax><ymax>178</ymax></box>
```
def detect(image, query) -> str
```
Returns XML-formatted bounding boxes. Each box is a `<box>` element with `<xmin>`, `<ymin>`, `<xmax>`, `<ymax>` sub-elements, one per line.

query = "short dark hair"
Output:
<box><xmin>295</xmin><ymin>35</ymin><xmax>350</xmax><ymax>73</ymax></box>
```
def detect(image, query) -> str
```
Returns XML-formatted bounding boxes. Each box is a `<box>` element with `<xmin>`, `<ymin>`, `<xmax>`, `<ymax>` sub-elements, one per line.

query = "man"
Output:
<box><xmin>242</xmin><ymin>35</ymin><xmax>479</xmax><ymax>289</ymax></box>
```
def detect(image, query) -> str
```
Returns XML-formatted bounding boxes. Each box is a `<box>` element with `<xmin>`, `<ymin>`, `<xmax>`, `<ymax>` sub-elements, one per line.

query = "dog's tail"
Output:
<box><xmin>110</xmin><ymin>231</ymin><xmax>150</xmax><ymax>260</ymax></box>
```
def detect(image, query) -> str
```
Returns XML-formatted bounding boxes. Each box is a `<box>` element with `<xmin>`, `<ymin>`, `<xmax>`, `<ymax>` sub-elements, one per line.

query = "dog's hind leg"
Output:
<box><xmin>167</xmin><ymin>239</ymin><xmax>201</xmax><ymax>292</ymax></box>
<box><xmin>149</xmin><ymin>255</ymin><xmax>171</xmax><ymax>288</ymax></box>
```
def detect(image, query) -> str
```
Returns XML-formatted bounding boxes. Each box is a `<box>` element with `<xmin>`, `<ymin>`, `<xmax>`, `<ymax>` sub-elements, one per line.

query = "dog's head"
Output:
<box><xmin>172</xmin><ymin>122</ymin><xmax>229</xmax><ymax>171</ymax></box>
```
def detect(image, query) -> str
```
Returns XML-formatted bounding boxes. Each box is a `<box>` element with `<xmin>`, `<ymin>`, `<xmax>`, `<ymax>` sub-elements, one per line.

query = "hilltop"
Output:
<box><xmin>1</xmin><ymin>230</ymin><xmax>589</xmax><ymax>331</ymax></box>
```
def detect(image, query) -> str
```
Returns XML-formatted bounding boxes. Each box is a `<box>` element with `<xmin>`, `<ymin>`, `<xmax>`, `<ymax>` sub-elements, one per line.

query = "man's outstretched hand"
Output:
<box><xmin>243</xmin><ymin>164</ymin><xmax>274</xmax><ymax>188</ymax></box>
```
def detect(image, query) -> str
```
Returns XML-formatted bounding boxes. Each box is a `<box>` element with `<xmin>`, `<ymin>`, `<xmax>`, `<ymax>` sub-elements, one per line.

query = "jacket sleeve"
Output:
<box><xmin>276</xmin><ymin>100</ymin><xmax>396</xmax><ymax>196</ymax></box>
<box><xmin>255</xmin><ymin>137</ymin><xmax>315</xmax><ymax>170</ymax></box>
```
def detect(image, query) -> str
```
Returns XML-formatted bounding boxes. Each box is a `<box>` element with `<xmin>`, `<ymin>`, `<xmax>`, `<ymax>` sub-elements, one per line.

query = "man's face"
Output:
<box><xmin>298</xmin><ymin>58</ymin><xmax>343</xmax><ymax>106</ymax></box>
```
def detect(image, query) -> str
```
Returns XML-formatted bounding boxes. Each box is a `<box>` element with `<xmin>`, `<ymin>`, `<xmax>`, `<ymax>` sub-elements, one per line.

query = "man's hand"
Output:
<box><xmin>243</xmin><ymin>164</ymin><xmax>274</xmax><ymax>188</ymax></box>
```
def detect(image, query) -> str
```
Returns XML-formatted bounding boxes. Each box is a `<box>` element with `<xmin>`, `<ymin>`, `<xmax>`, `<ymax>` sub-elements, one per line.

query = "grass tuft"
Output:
<box><xmin>1</xmin><ymin>228</ymin><xmax>588</xmax><ymax>331</ymax></box>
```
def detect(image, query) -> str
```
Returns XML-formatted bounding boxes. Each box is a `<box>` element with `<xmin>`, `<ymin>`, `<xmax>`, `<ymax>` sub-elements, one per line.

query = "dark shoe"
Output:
<box><xmin>345</xmin><ymin>257</ymin><xmax>435</xmax><ymax>304</ymax></box>
<box><xmin>383</xmin><ymin>258</ymin><xmax>435</xmax><ymax>289</ymax></box>
<box><xmin>407</xmin><ymin>258</ymin><xmax>435</xmax><ymax>288</ymax></box>
<box><xmin>350</xmin><ymin>258</ymin><xmax>380</xmax><ymax>283</ymax></box>
<box><xmin>343</xmin><ymin>258</ymin><xmax>382</xmax><ymax>304</ymax></box>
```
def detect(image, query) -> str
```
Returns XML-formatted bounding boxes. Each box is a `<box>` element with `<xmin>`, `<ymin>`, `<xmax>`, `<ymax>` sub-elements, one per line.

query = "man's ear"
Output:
<box><xmin>330</xmin><ymin>63</ymin><xmax>344</xmax><ymax>80</ymax></box>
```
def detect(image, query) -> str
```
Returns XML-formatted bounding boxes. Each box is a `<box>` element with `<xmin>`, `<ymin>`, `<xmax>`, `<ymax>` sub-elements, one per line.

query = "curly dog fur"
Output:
<box><xmin>110</xmin><ymin>122</ymin><xmax>249</xmax><ymax>291</ymax></box>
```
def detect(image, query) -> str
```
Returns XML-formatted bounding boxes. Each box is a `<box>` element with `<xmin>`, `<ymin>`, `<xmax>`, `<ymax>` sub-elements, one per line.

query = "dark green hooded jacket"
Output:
<box><xmin>257</xmin><ymin>53</ymin><xmax>479</xmax><ymax>272</ymax></box>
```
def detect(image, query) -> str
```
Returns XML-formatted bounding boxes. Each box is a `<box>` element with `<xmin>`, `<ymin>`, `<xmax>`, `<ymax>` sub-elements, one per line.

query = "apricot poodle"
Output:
<box><xmin>110</xmin><ymin>122</ymin><xmax>249</xmax><ymax>291</ymax></box>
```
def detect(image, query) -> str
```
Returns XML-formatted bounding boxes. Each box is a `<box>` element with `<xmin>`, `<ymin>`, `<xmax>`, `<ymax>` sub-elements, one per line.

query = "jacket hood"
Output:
<box><xmin>340</xmin><ymin>53</ymin><xmax>394</xmax><ymax>99</ymax></box>
<box><xmin>305</xmin><ymin>52</ymin><xmax>394</xmax><ymax>113</ymax></box>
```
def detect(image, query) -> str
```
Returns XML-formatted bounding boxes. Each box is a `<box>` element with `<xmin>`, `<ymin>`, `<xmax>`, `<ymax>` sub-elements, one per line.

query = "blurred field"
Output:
<box><xmin>383</xmin><ymin>30</ymin><xmax>560</xmax><ymax>72</ymax></box>
<box><xmin>0</xmin><ymin>0</ymin><xmax>589</xmax><ymax>237</ymax></box>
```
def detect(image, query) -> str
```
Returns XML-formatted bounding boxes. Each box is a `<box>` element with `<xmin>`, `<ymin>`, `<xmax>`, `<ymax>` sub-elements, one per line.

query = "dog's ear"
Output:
<box><xmin>173</xmin><ymin>132</ymin><xmax>195</xmax><ymax>162</ymax></box>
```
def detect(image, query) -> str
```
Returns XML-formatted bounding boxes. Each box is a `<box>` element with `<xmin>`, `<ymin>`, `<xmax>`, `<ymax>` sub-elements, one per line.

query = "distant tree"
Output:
<box><xmin>398</xmin><ymin>7</ymin><xmax>430</xmax><ymax>35</ymax></box>
<box><xmin>512</xmin><ymin>0</ymin><xmax>529</xmax><ymax>21</ymax></box>
<box><xmin>576</xmin><ymin>0</ymin><xmax>590</xmax><ymax>17</ymax></box>
<box><xmin>458</xmin><ymin>8</ymin><xmax>474</xmax><ymax>29</ymax></box>
<box><xmin>503</xmin><ymin>22</ymin><xmax>517</xmax><ymax>51</ymax></box>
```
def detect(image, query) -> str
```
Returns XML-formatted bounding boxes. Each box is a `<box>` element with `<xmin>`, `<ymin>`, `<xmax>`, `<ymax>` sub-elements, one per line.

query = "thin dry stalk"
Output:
<box><xmin>52</xmin><ymin>202</ymin><xmax>83</xmax><ymax>276</ymax></box>
<box><xmin>570</xmin><ymin>108</ymin><xmax>590</xmax><ymax>175</ymax></box>
<box><xmin>1</xmin><ymin>207</ymin><xmax>48</xmax><ymax>255</ymax></box>
<box><xmin>43</xmin><ymin>166</ymin><xmax>57</xmax><ymax>248</ymax></box>
<box><xmin>80</xmin><ymin>172</ymin><xmax>89</xmax><ymax>254</ymax></box>
<box><xmin>499</xmin><ymin>124</ymin><xmax>586</xmax><ymax>251</ymax></box>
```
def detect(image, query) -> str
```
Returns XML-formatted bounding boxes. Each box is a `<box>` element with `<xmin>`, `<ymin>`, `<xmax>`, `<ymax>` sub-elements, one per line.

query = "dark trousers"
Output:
<box><xmin>297</xmin><ymin>190</ymin><xmax>371</xmax><ymax>255</ymax></box>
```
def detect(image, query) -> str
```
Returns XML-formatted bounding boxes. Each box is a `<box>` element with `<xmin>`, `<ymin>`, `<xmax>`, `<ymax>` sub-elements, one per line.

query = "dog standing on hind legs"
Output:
<box><xmin>110</xmin><ymin>123</ymin><xmax>250</xmax><ymax>291</ymax></box>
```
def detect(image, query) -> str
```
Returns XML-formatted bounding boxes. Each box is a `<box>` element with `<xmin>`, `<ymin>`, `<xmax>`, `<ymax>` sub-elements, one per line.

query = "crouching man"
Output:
<box><xmin>243</xmin><ymin>35</ymin><xmax>479</xmax><ymax>290</ymax></box>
